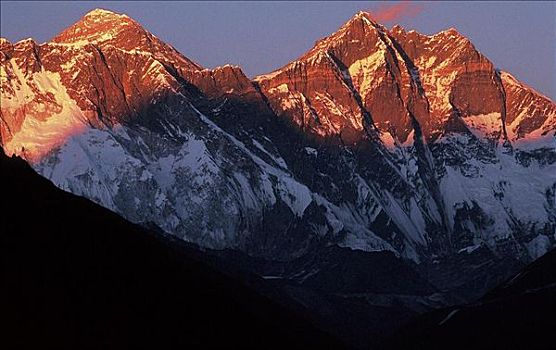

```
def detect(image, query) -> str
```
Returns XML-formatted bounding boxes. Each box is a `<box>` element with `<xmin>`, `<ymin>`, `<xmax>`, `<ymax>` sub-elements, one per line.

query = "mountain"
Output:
<box><xmin>255</xmin><ymin>12</ymin><xmax>554</xmax><ymax>144</ymax></box>
<box><xmin>386</xmin><ymin>246</ymin><xmax>556</xmax><ymax>349</ymax></box>
<box><xmin>1</xmin><ymin>7</ymin><xmax>555</xmax><ymax>324</ymax></box>
<box><xmin>0</xmin><ymin>147</ymin><xmax>349</xmax><ymax>349</ymax></box>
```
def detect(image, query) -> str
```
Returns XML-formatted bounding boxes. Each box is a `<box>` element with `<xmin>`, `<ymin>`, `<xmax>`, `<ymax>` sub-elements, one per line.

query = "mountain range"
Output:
<box><xmin>1</xmin><ymin>8</ymin><xmax>555</xmax><ymax>348</ymax></box>
<box><xmin>3</xmin><ymin>147</ymin><xmax>555</xmax><ymax>349</ymax></box>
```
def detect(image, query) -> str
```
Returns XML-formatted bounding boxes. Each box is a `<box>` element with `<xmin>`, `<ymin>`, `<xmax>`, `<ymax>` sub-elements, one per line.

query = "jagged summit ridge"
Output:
<box><xmin>0</xmin><ymin>7</ymin><xmax>261</xmax><ymax>159</ymax></box>
<box><xmin>254</xmin><ymin>10</ymin><xmax>554</xmax><ymax>145</ymax></box>
<box><xmin>1</xmin><ymin>8</ymin><xmax>553</xmax><ymax>157</ymax></box>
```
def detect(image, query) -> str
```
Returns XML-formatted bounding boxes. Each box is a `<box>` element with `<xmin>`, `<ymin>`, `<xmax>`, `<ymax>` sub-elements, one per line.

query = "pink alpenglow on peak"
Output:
<box><xmin>1</xmin><ymin>9</ymin><xmax>554</xmax><ymax>160</ymax></box>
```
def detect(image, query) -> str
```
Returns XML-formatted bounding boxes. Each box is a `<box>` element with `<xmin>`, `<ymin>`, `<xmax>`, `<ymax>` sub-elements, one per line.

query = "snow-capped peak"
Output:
<box><xmin>51</xmin><ymin>8</ymin><xmax>142</xmax><ymax>47</ymax></box>
<box><xmin>78</xmin><ymin>8</ymin><xmax>134</xmax><ymax>29</ymax></box>
<box><xmin>342</xmin><ymin>11</ymin><xmax>386</xmax><ymax>33</ymax></box>
<box><xmin>353</xmin><ymin>11</ymin><xmax>381</xmax><ymax>27</ymax></box>
<box><xmin>84</xmin><ymin>8</ymin><xmax>126</xmax><ymax>19</ymax></box>
<box><xmin>354</xmin><ymin>11</ymin><xmax>373</xmax><ymax>21</ymax></box>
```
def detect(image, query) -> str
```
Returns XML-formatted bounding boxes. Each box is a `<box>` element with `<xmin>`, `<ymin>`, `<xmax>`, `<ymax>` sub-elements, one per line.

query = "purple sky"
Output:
<box><xmin>1</xmin><ymin>1</ymin><xmax>554</xmax><ymax>100</ymax></box>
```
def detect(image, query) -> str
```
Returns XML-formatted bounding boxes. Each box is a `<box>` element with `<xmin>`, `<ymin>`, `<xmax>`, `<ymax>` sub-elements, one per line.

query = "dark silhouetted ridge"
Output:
<box><xmin>384</xmin><ymin>247</ymin><xmax>556</xmax><ymax>350</ymax></box>
<box><xmin>0</xmin><ymin>148</ymin><xmax>348</xmax><ymax>350</ymax></box>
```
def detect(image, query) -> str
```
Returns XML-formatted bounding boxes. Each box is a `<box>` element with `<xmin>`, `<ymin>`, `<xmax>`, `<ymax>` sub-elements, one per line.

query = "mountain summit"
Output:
<box><xmin>51</xmin><ymin>8</ymin><xmax>143</xmax><ymax>47</ymax></box>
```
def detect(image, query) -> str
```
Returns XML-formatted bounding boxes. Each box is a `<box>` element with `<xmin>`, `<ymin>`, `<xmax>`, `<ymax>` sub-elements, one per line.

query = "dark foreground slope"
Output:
<box><xmin>386</xmin><ymin>247</ymin><xmax>556</xmax><ymax>350</ymax></box>
<box><xmin>0</xmin><ymin>149</ymin><xmax>348</xmax><ymax>350</ymax></box>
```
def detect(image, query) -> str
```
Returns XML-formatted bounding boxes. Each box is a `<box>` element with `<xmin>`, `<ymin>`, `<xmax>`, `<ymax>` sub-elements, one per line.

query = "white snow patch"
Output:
<box><xmin>3</xmin><ymin>63</ymin><xmax>88</xmax><ymax>161</ymax></box>
<box><xmin>304</xmin><ymin>147</ymin><xmax>318</xmax><ymax>156</ymax></box>
<box><xmin>348</xmin><ymin>49</ymin><xmax>385</xmax><ymax>99</ymax></box>
<box><xmin>527</xmin><ymin>235</ymin><xmax>551</xmax><ymax>260</ymax></box>
<box><xmin>464</xmin><ymin>113</ymin><xmax>502</xmax><ymax>139</ymax></box>
<box><xmin>268</xmin><ymin>83</ymin><xmax>289</xmax><ymax>94</ymax></box>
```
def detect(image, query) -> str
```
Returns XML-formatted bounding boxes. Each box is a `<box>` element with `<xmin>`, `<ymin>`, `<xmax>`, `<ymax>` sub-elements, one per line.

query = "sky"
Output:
<box><xmin>1</xmin><ymin>1</ymin><xmax>555</xmax><ymax>100</ymax></box>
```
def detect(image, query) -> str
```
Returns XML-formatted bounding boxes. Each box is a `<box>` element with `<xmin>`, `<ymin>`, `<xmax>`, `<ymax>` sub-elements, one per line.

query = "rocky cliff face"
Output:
<box><xmin>0</xmin><ymin>9</ymin><xmax>262</xmax><ymax>159</ymax></box>
<box><xmin>253</xmin><ymin>11</ymin><xmax>556</xmax><ymax>264</ymax></box>
<box><xmin>1</xmin><ymin>9</ymin><xmax>555</xmax><ymax>296</ymax></box>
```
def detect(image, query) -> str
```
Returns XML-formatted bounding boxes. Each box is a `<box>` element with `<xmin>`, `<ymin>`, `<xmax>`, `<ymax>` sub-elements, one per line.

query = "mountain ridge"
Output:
<box><xmin>1</xmin><ymin>7</ymin><xmax>555</xmax><ymax>300</ymax></box>
<box><xmin>0</xmin><ymin>147</ymin><xmax>350</xmax><ymax>349</ymax></box>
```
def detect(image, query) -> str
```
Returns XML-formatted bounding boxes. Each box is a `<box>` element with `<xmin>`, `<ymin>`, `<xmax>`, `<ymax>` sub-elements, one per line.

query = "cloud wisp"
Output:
<box><xmin>369</xmin><ymin>1</ymin><xmax>425</xmax><ymax>23</ymax></box>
